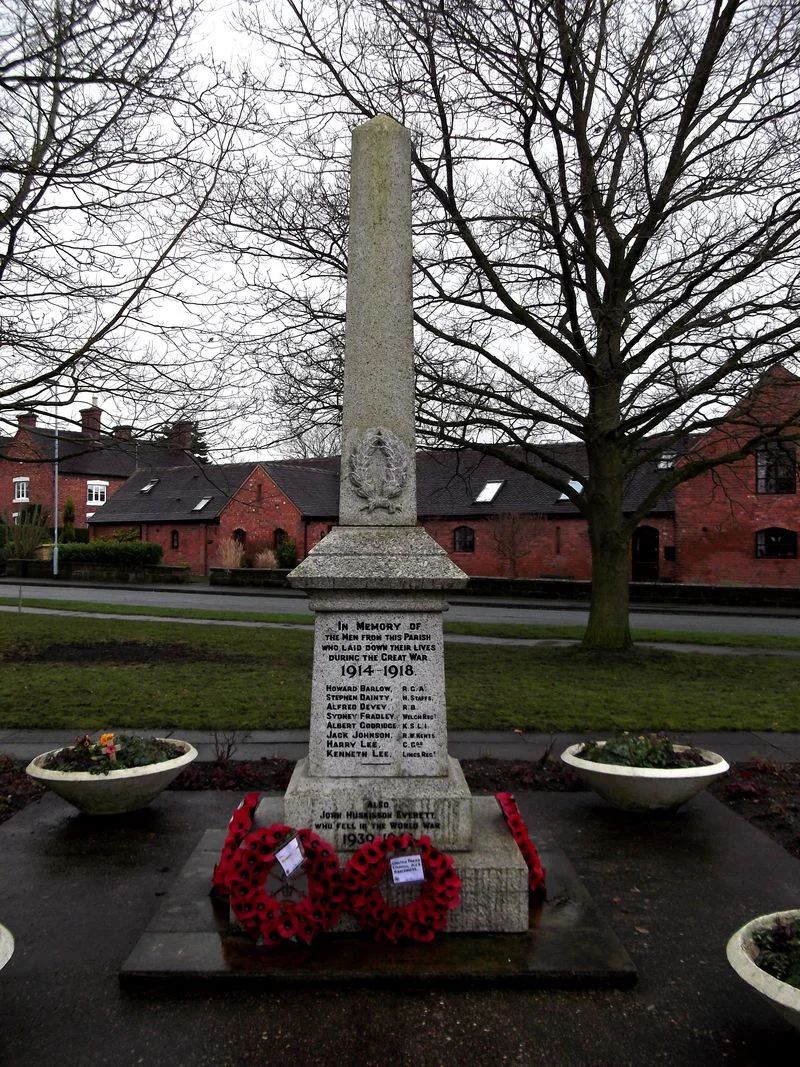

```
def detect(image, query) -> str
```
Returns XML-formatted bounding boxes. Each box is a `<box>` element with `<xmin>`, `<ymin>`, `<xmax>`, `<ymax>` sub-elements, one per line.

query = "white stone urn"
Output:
<box><xmin>26</xmin><ymin>739</ymin><xmax>197</xmax><ymax>815</ymax></box>
<box><xmin>0</xmin><ymin>924</ymin><xmax>14</xmax><ymax>971</ymax></box>
<box><xmin>560</xmin><ymin>742</ymin><xmax>729</xmax><ymax>812</ymax></box>
<box><xmin>727</xmin><ymin>910</ymin><xmax>800</xmax><ymax>1031</ymax></box>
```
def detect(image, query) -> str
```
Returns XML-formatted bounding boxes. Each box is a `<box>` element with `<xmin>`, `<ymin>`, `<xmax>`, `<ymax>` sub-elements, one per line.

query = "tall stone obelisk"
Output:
<box><xmin>270</xmin><ymin>116</ymin><xmax>528</xmax><ymax>932</ymax></box>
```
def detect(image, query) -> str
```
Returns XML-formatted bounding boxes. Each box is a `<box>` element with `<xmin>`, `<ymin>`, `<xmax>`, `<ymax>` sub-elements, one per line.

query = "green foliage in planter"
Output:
<box><xmin>577</xmin><ymin>732</ymin><xmax>710</xmax><ymax>768</ymax></box>
<box><xmin>753</xmin><ymin>919</ymin><xmax>800</xmax><ymax>990</ymax></box>
<box><xmin>275</xmin><ymin>536</ymin><xmax>298</xmax><ymax>568</ymax></box>
<box><xmin>42</xmin><ymin>733</ymin><xmax>182</xmax><ymax>775</ymax></box>
<box><xmin>58</xmin><ymin>539</ymin><xmax>163</xmax><ymax>566</ymax></box>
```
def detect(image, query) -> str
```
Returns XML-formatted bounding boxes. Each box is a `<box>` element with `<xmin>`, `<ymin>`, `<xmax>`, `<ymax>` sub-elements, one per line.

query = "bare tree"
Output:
<box><xmin>222</xmin><ymin>0</ymin><xmax>800</xmax><ymax>648</ymax></box>
<box><xmin>0</xmin><ymin>0</ymin><xmax>255</xmax><ymax>443</ymax></box>
<box><xmin>486</xmin><ymin>512</ymin><xmax>545</xmax><ymax>579</ymax></box>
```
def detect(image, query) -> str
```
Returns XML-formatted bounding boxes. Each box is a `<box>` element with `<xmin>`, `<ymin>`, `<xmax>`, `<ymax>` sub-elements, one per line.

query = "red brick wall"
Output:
<box><xmin>216</xmin><ymin>467</ymin><xmax>307</xmax><ymax>565</ymax></box>
<box><xmin>673</xmin><ymin>371</ymin><xmax>800</xmax><ymax>586</ymax></box>
<box><xmin>96</xmin><ymin>469</ymin><xmax>321</xmax><ymax>575</ymax></box>
<box><xmin>674</xmin><ymin>458</ymin><xmax>800</xmax><ymax>585</ymax></box>
<box><xmin>423</xmin><ymin>515</ymin><xmax>594</xmax><ymax>579</ymax></box>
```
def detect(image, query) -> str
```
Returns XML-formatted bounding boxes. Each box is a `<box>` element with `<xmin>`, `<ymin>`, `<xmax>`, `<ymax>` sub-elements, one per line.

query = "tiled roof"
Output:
<box><xmin>89</xmin><ymin>443</ymin><xmax>675</xmax><ymax>525</ymax></box>
<box><xmin>263</xmin><ymin>457</ymin><xmax>340</xmax><ymax>517</ymax></box>
<box><xmin>89</xmin><ymin>463</ymin><xmax>258</xmax><ymax>523</ymax></box>
<box><xmin>2</xmin><ymin>429</ymin><xmax>194</xmax><ymax>476</ymax></box>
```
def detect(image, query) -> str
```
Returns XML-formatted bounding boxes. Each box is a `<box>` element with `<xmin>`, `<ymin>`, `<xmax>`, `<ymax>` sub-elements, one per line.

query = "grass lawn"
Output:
<box><xmin>1</xmin><ymin>612</ymin><xmax>797</xmax><ymax>733</ymax></box>
<box><xmin>3</xmin><ymin>594</ymin><xmax>800</xmax><ymax>650</ymax></box>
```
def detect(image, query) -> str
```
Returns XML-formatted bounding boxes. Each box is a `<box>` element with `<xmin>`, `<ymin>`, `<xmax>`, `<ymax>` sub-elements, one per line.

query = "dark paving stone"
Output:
<box><xmin>120</xmin><ymin>835</ymin><xmax>636</xmax><ymax>988</ymax></box>
<box><xmin>2</xmin><ymin>789</ymin><xmax>799</xmax><ymax>1066</ymax></box>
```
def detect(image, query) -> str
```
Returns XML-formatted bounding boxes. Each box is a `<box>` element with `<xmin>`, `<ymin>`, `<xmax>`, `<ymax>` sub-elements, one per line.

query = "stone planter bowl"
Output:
<box><xmin>560</xmin><ymin>742</ymin><xmax>729</xmax><ymax>812</ymax></box>
<box><xmin>727</xmin><ymin>910</ymin><xmax>800</xmax><ymax>1031</ymax></box>
<box><xmin>0</xmin><ymin>924</ymin><xmax>14</xmax><ymax>971</ymax></box>
<box><xmin>26</xmin><ymin>739</ymin><xmax>197</xmax><ymax>815</ymax></box>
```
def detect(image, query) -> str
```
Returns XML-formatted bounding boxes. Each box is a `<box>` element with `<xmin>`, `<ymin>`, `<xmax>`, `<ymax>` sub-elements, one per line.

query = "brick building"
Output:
<box><xmin>87</xmin><ymin>447</ymin><xmax>673</xmax><ymax>579</ymax></box>
<box><xmin>88</xmin><ymin>462</ymin><xmax>335</xmax><ymax>573</ymax></box>
<box><xmin>53</xmin><ymin>369</ymin><xmax>798</xmax><ymax>586</ymax></box>
<box><xmin>0</xmin><ymin>406</ymin><xmax>195</xmax><ymax>528</ymax></box>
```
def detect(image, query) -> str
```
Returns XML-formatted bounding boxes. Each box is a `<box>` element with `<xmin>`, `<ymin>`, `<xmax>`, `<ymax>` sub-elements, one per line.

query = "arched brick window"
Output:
<box><xmin>453</xmin><ymin>525</ymin><xmax>475</xmax><ymax>553</ymax></box>
<box><xmin>274</xmin><ymin>527</ymin><xmax>287</xmax><ymax>550</ymax></box>
<box><xmin>170</xmin><ymin>530</ymin><xmax>179</xmax><ymax>550</ymax></box>
<box><xmin>755</xmin><ymin>527</ymin><xmax>797</xmax><ymax>559</ymax></box>
<box><xmin>233</xmin><ymin>528</ymin><xmax>246</xmax><ymax>546</ymax></box>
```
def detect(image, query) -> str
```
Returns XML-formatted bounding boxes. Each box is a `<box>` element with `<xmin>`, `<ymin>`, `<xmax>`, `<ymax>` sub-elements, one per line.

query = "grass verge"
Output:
<box><xmin>1</xmin><ymin>613</ymin><xmax>797</xmax><ymax>733</ymax></box>
<box><xmin>2</xmin><ymin>594</ymin><xmax>800</xmax><ymax>651</ymax></box>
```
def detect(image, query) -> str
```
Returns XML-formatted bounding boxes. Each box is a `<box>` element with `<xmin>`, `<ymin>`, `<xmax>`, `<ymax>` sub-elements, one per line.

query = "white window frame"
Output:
<box><xmin>193</xmin><ymin>496</ymin><xmax>213</xmax><ymax>511</ymax></box>
<box><xmin>86</xmin><ymin>481</ymin><xmax>108</xmax><ymax>505</ymax></box>
<box><xmin>12</xmin><ymin>477</ymin><xmax>29</xmax><ymax>502</ymax></box>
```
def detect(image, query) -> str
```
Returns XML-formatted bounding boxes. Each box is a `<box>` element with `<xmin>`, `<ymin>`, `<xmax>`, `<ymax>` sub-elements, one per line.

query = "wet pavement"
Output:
<box><xmin>1</xmin><ymin>765</ymin><xmax>799</xmax><ymax>1065</ymax></box>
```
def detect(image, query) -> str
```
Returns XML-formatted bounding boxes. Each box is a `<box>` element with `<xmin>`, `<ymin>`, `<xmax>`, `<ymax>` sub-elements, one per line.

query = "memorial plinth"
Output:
<box><xmin>256</xmin><ymin>115</ymin><xmax>529</xmax><ymax>932</ymax></box>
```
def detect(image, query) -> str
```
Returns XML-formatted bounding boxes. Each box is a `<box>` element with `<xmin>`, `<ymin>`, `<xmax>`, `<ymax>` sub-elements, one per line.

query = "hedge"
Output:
<box><xmin>58</xmin><ymin>540</ymin><xmax>163</xmax><ymax>566</ymax></box>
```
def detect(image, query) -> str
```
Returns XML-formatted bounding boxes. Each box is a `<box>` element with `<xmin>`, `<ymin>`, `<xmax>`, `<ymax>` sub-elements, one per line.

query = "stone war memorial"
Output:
<box><xmin>275</xmin><ymin>113</ymin><xmax>528</xmax><ymax>934</ymax></box>
<box><xmin>121</xmin><ymin>116</ymin><xmax>634</xmax><ymax>984</ymax></box>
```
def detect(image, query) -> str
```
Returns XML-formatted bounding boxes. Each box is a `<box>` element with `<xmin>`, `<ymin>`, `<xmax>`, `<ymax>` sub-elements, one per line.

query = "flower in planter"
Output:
<box><xmin>752</xmin><ymin>917</ymin><xmax>800</xmax><ymax>990</ymax></box>
<box><xmin>576</xmin><ymin>732</ymin><xmax>711</xmax><ymax>769</ymax></box>
<box><xmin>40</xmin><ymin>733</ymin><xmax>185</xmax><ymax>776</ymax></box>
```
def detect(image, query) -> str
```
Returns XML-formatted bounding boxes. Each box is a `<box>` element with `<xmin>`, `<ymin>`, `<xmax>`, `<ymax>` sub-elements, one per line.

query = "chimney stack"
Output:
<box><xmin>80</xmin><ymin>405</ymin><xmax>102</xmax><ymax>439</ymax></box>
<box><xmin>16</xmin><ymin>412</ymin><xmax>37</xmax><ymax>430</ymax></box>
<box><xmin>167</xmin><ymin>419</ymin><xmax>196</xmax><ymax>450</ymax></box>
<box><xmin>113</xmin><ymin>425</ymin><xmax>133</xmax><ymax>441</ymax></box>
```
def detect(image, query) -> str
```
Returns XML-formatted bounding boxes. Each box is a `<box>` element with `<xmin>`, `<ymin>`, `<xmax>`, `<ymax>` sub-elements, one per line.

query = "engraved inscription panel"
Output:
<box><xmin>307</xmin><ymin>610</ymin><xmax>448</xmax><ymax>777</ymax></box>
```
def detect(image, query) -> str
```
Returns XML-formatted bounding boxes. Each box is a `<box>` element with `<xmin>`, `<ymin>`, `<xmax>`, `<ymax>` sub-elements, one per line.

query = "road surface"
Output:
<box><xmin>2</xmin><ymin>579</ymin><xmax>800</xmax><ymax>638</ymax></box>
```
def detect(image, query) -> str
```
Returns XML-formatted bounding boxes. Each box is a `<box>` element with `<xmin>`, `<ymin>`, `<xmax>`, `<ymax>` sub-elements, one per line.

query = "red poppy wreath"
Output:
<box><xmin>226</xmin><ymin>823</ymin><xmax>344</xmax><ymax>946</ymax></box>
<box><xmin>211</xmin><ymin>791</ymin><xmax>261</xmax><ymax>896</ymax></box>
<box><xmin>495</xmin><ymin>792</ymin><xmax>546</xmax><ymax>893</ymax></box>
<box><xmin>342</xmin><ymin>833</ymin><xmax>461</xmax><ymax>942</ymax></box>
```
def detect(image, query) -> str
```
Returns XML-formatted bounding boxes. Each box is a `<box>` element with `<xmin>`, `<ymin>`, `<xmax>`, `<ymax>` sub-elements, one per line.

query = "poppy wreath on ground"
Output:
<box><xmin>495</xmin><ymin>792</ymin><xmax>546</xmax><ymax>893</ymax></box>
<box><xmin>226</xmin><ymin>823</ymin><xmax>344</xmax><ymax>946</ymax></box>
<box><xmin>211</xmin><ymin>792</ymin><xmax>261</xmax><ymax>896</ymax></box>
<box><xmin>342</xmin><ymin>833</ymin><xmax>461</xmax><ymax>943</ymax></box>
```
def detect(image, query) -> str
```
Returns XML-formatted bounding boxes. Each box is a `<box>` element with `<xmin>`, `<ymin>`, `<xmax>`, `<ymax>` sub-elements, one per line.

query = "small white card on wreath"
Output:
<box><xmin>275</xmin><ymin>835</ymin><xmax>305</xmax><ymax>878</ymax></box>
<box><xmin>390</xmin><ymin>854</ymin><xmax>425</xmax><ymax>885</ymax></box>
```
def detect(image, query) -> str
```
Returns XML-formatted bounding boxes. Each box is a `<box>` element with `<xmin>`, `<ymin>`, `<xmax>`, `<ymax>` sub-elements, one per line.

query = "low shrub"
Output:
<box><xmin>275</xmin><ymin>536</ymin><xmax>298</xmax><ymax>568</ymax></box>
<box><xmin>58</xmin><ymin>539</ymin><xmax>163</xmax><ymax>566</ymax></box>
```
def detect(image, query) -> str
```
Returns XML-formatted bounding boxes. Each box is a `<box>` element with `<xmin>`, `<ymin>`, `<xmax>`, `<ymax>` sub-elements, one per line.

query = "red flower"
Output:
<box><xmin>495</xmin><ymin>792</ymin><xmax>546</xmax><ymax>893</ymax></box>
<box><xmin>224</xmin><ymin>823</ymin><xmax>343</xmax><ymax>947</ymax></box>
<box><xmin>342</xmin><ymin>836</ymin><xmax>460</xmax><ymax>942</ymax></box>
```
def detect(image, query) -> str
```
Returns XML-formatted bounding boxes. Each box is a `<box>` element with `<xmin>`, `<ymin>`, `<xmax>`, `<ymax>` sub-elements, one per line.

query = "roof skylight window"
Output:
<box><xmin>557</xmin><ymin>478</ymin><xmax>584</xmax><ymax>501</ymax></box>
<box><xmin>140</xmin><ymin>479</ymin><xmax>159</xmax><ymax>493</ymax></box>
<box><xmin>192</xmin><ymin>496</ymin><xmax>212</xmax><ymax>511</ymax></box>
<box><xmin>474</xmin><ymin>480</ymin><xmax>505</xmax><ymax>503</ymax></box>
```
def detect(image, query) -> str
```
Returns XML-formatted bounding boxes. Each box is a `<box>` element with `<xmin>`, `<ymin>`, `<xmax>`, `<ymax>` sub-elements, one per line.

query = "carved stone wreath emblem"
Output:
<box><xmin>348</xmin><ymin>427</ymin><xmax>409</xmax><ymax>513</ymax></box>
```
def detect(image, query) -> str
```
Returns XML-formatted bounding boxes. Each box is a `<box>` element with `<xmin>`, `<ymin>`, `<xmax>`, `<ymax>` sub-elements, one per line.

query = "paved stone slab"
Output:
<box><xmin>119</xmin><ymin>818</ymin><xmax>635</xmax><ymax>988</ymax></box>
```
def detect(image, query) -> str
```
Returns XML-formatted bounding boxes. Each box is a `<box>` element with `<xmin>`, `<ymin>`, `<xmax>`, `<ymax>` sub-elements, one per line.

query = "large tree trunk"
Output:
<box><xmin>582</xmin><ymin>392</ymin><xmax>633</xmax><ymax>650</ymax></box>
<box><xmin>583</xmin><ymin>508</ymin><xmax>632</xmax><ymax>650</ymax></box>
